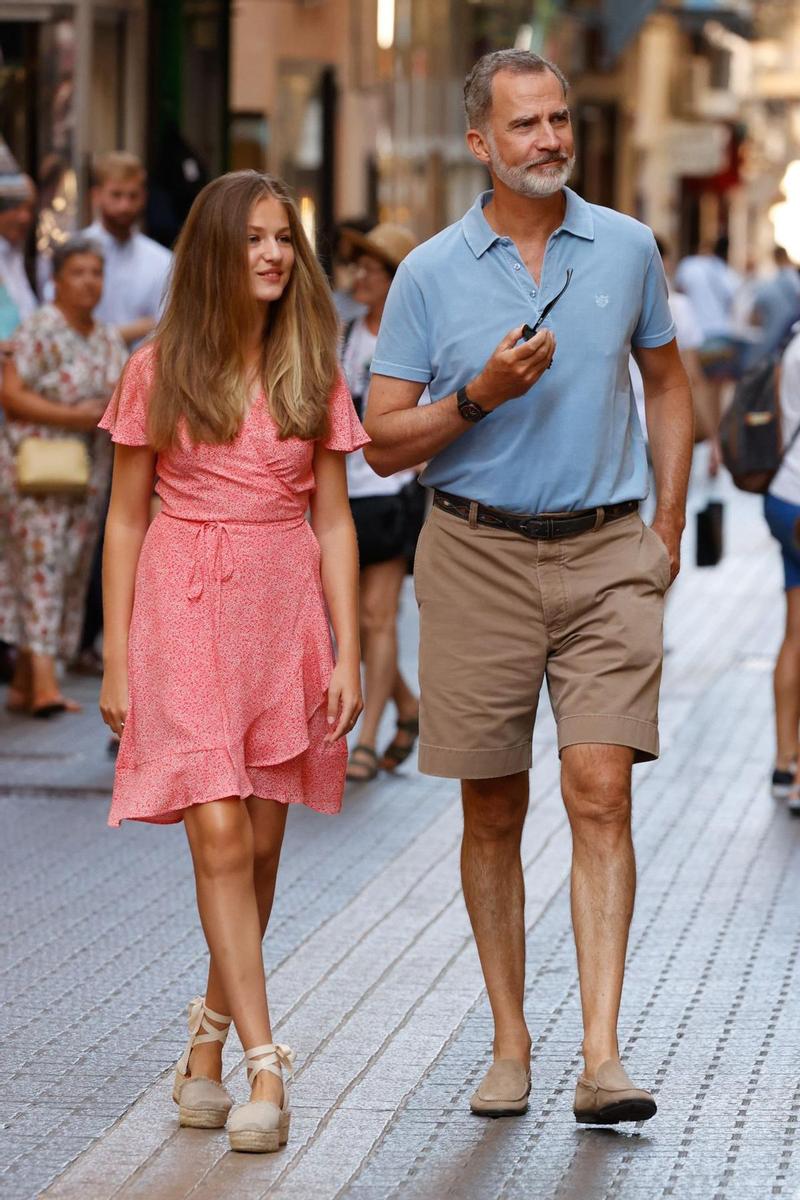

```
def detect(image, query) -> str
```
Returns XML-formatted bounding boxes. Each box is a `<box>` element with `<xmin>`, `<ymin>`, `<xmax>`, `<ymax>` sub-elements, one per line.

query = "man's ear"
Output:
<box><xmin>466</xmin><ymin>127</ymin><xmax>492</xmax><ymax>168</ymax></box>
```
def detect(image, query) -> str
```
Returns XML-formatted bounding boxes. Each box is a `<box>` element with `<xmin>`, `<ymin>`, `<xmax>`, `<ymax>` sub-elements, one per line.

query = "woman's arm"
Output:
<box><xmin>309</xmin><ymin>444</ymin><xmax>363</xmax><ymax>742</ymax></box>
<box><xmin>99</xmin><ymin>444</ymin><xmax>157</xmax><ymax>735</ymax></box>
<box><xmin>1</xmin><ymin>360</ymin><xmax>107</xmax><ymax>431</ymax></box>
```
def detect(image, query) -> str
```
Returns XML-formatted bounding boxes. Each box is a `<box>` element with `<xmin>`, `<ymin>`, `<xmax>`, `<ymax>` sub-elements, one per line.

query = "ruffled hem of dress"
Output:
<box><xmin>108</xmin><ymin>701</ymin><xmax>346</xmax><ymax>827</ymax></box>
<box><xmin>107</xmin><ymin>747</ymin><xmax>346</xmax><ymax>826</ymax></box>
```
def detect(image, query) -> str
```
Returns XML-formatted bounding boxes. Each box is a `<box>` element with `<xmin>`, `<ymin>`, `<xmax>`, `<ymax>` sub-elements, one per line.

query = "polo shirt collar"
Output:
<box><xmin>462</xmin><ymin>186</ymin><xmax>594</xmax><ymax>258</ymax></box>
<box><xmin>461</xmin><ymin>192</ymin><xmax>500</xmax><ymax>258</ymax></box>
<box><xmin>560</xmin><ymin>187</ymin><xmax>594</xmax><ymax>241</ymax></box>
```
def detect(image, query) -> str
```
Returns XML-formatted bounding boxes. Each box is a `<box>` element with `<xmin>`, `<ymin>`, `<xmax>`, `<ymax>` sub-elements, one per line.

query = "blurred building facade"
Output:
<box><xmin>226</xmin><ymin>0</ymin><xmax>800</xmax><ymax>267</ymax></box>
<box><xmin>1</xmin><ymin>0</ymin><xmax>800</xmax><ymax>268</ymax></box>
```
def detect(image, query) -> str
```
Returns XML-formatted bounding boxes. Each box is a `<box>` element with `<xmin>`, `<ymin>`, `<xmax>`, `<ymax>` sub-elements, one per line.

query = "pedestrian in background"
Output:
<box><xmin>676</xmin><ymin>236</ymin><xmax>741</xmax><ymax>347</ymax></box>
<box><xmin>366</xmin><ymin>49</ymin><xmax>693</xmax><ymax>1126</ymax></box>
<box><xmin>330</xmin><ymin>218</ymin><xmax>369</xmax><ymax>324</ymax></box>
<box><xmin>99</xmin><ymin>171</ymin><xmax>366</xmax><ymax>1154</ymax></box>
<box><xmin>763</xmin><ymin>326</ymin><xmax>800</xmax><ymax>811</ymax></box>
<box><xmin>751</xmin><ymin>246</ymin><xmax>800</xmax><ymax>361</ymax></box>
<box><xmin>83</xmin><ymin>151</ymin><xmax>172</xmax><ymax>349</ymax></box>
<box><xmin>676</xmin><ymin>236</ymin><xmax>744</xmax><ymax>472</ymax></box>
<box><xmin>340</xmin><ymin>222</ymin><xmax>421</xmax><ymax>783</ymax></box>
<box><xmin>632</xmin><ymin>237</ymin><xmax>713</xmax><ymax>453</ymax></box>
<box><xmin>70</xmin><ymin>151</ymin><xmax>172</xmax><ymax>676</ymax></box>
<box><xmin>0</xmin><ymin>237</ymin><xmax>125</xmax><ymax>716</ymax></box>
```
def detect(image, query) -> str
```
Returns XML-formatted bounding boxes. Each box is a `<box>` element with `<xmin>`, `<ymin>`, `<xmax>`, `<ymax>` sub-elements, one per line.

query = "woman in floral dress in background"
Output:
<box><xmin>0</xmin><ymin>236</ymin><xmax>126</xmax><ymax>715</ymax></box>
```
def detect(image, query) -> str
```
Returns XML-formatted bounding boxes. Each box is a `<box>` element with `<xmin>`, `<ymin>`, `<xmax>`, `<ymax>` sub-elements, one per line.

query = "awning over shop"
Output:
<box><xmin>602</xmin><ymin>0</ymin><xmax>660</xmax><ymax>64</ymax></box>
<box><xmin>601</xmin><ymin>0</ymin><xmax>754</xmax><ymax>64</ymax></box>
<box><xmin>673</xmin><ymin>0</ymin><xmax>755</xmax><ymax>39</ymax></box>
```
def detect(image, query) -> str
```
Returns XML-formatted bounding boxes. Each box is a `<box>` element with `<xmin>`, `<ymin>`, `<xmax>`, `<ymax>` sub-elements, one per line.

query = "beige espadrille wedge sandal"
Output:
<box><xmin>172</xmin><ymin>997</ymin><xmax>234</xmax><ymax>1129</ymax></box>
<box><xmin>227</xmin><ymin>1043</ymin><xmax>295</xmax><ymax>1153</ymax></box>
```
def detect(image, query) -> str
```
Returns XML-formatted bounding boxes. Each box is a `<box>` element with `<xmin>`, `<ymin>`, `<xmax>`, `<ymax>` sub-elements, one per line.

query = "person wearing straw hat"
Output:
<box><xmin>339</xmin><ymin>223</ymin><xmax>424</xmax><ymax>782</ymax></box>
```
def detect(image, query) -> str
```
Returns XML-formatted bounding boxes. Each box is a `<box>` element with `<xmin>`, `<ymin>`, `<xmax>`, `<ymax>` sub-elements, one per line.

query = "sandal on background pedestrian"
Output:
<box><xmin>5</xmin><ymin>688</ymin><xmax>80</xmax><ymax>718</ymax></box>
<box><xmin>30</xmin><ymin>695</ymin><xmax>82</xmax><ymax>718</ymax></box>
<box><xmin>379</xmin><ymin>714</ymin><xmax>420</xmax><ymax>772</ymax></box>
<box><xmin>172</xmin><ymin>997</ymin><xmax>233</xmax><ymax>1129</ymax></box>
<box><xmin>346</xmin><ymin>743</ymin><xmax>379</xmax><ymax>782</ymax></box>
<box><xmin>227</xmin><ymin>1043</ymin><xmax>294</xmax><ymax>1153</ymax></box>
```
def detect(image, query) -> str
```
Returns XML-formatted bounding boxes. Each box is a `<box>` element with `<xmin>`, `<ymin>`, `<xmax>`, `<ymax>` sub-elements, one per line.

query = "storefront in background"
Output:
<box><xmin>0</xmin><ymin>0</ymin><xmax>147</xmax><ymax>255</ymax></box>
<box><xmin>0</xmin><ymin>0</ymin><xmax>229</xmax><ymax>256</ymax></box>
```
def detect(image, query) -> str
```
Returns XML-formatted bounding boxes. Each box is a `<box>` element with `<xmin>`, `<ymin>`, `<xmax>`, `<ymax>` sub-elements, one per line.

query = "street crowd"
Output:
<box><xmin>3</xmin><ymin>47</ymin><xmax>800</xmax><ymax>1155</ymax></box>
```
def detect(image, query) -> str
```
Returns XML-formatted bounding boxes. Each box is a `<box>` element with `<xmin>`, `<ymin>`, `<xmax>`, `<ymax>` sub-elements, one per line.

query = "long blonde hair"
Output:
<box><xmin>148</xmin><ymin>171</ymin><xmax>339</xmax><ymax>447</ymax></box>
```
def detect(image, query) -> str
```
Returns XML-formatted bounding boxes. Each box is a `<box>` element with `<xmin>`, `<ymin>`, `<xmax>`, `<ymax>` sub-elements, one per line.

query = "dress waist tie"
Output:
<box><xmin>185</xmin><ymin>520</ymin><xmax>238</xmax><ymax>776</ymax></box>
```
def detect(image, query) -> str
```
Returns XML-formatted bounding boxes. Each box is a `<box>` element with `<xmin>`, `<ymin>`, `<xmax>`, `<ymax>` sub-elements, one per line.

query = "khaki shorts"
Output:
<box><xmin>414</xmin><ymin>505</ymin><xmax>669</xmax><ymax>779</ymax></box>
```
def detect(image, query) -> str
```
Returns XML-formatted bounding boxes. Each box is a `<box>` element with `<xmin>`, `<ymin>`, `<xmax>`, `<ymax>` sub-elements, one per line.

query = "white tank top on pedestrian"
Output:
<box><xmin>341</xmin><ymin>316</ymin><xmax>417</xmax><ymax>499</ymax></box>
<box><xmin>769</xmin><ymin>331</ymin><xmax>800</xmax><ymax>505</ymax></box>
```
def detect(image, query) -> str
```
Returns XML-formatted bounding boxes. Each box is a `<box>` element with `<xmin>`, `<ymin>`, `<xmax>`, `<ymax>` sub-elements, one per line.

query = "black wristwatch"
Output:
<box><xmin>457</xmin><ymin>385</ymin><xmax>489</xmax><ymax>423</ymax></box>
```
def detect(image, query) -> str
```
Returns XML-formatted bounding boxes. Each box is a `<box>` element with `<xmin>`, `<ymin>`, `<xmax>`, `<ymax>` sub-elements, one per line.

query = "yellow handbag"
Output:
<box><xmin>15</xmin><ymin>436</ymin><xmax>90</xmax><ymax>496</ymax></box>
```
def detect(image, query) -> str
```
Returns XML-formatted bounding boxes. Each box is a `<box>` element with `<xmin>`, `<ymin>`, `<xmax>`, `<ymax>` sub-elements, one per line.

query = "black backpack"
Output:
<box><xmin>719</xmin><ymin>354</ymin><xmax>800</xmax><ymax>493</ymax></box>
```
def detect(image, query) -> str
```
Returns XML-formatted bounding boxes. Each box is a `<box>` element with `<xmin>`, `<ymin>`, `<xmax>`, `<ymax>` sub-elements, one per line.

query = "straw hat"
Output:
<box><xmin>340</xmin><ymin>222</ymin><xmax>418</xmax><ymax>271</ymax></box>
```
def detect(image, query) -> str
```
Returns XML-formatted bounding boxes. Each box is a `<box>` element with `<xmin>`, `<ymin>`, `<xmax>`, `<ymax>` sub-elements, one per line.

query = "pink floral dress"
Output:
<box><xmin>99</xmin><ymin>343</ymin><xmax>369</xmax><ymax>827</ymax></box>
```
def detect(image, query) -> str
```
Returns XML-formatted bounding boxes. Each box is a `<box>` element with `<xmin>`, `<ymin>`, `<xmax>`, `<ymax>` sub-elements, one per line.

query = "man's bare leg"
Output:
<box><xmin>461</xmin><ymin>771</ymin><xmax>531</xmax><ymax>1063</ymax></box>
<box><xmin>560</xmin><ymin>743</ymin><xmax>636</xmax><ymax>1075</ymax></box>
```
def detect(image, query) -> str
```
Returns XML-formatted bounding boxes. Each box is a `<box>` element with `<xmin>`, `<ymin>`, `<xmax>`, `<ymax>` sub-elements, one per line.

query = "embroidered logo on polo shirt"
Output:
<box><xmin>595</xmin><ymin>293</ymin><xmax>610</xmax><ymax>308</ymax></box>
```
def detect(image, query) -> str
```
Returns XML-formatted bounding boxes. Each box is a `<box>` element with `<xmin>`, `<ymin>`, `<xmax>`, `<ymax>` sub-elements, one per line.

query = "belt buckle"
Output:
<box><xmin>517</xmin><ymin>517</ymin><xmax>543</xmax><ymax>540</ymax></box>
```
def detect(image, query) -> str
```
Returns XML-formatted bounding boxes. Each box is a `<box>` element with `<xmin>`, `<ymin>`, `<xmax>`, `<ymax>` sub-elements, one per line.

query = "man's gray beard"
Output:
<box><xmin>488</xmin><ymin>140</ymin><xmax>575</xmax><ymax>198</ymax></box>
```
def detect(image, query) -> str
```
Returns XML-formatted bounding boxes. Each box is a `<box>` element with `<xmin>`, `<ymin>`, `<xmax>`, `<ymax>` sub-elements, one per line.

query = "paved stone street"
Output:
<box><xmin>3</xmin><ymin>467</ymin><xmax>800</xmax><ymax>1200</ymax></box>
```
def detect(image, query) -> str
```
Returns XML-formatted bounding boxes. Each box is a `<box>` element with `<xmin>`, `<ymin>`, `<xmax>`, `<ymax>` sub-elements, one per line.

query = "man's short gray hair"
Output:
<box><xmin>464</xmin><ymin>49</ymin><xmax>569</xmax><ymax>131</ymax></box>
<box><xmin>52</xmin><ymin>235</ymin><xmax>104</xmax><ymax>277</ymax></box>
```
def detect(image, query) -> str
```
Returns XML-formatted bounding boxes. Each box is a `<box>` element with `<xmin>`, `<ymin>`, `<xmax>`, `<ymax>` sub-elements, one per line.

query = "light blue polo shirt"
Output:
<box><xmin>371</xmin><ymin>188</ymin><xmax>676</xmax><ymax>514</ymax></box>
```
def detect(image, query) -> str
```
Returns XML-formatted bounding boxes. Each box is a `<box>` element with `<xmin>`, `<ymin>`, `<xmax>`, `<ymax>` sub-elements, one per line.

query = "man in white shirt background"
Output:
<box><xmin>82</xmin><ymin>151</ymin><xmax>172</xmax><ymax>349</ymax></box>
<box><xmin>71</xmin><ymin>151</ymin><xmax>172</xmax><ymax>677</ymax></box>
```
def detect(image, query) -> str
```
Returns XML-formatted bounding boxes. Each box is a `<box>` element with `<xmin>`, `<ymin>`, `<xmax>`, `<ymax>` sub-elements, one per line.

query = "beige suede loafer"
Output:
<box><xmin>470</xmin><ymin>1059</ymin><xmax>531</xmax><ymax>1117</ymax></box>
<box><xmin>573</xmin><ymin>1058</ymin><xmax>657</xmax><ymax>1125</ymax></box>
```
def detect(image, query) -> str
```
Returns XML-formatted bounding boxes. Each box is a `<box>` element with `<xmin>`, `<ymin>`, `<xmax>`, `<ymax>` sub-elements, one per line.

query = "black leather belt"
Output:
<box><xmin>433</xmin><ymin>490</ymin><xmax>639</xmax><ymax>541</ymax></box>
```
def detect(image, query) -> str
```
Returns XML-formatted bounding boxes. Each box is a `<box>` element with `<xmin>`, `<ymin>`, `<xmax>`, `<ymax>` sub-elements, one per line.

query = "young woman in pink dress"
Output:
<box><xmin>98</xmin><ymin>171</ymin><xmax>367</xmax><ymax>1153</ymax></box>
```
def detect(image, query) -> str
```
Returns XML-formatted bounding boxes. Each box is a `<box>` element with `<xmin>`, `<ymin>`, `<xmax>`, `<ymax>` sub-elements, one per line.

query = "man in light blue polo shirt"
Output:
<box><xmin>365</xmin><ymin>49</ymin><xmax>693</xmax><ymax>1125</ymax></box>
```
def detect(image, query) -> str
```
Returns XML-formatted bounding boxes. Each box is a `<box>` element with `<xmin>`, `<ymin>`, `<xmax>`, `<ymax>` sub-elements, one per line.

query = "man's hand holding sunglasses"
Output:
<box><xmin>467</xmin><ymin>325</ymin><xmax>556</xmax><ymax>413</ymax></box>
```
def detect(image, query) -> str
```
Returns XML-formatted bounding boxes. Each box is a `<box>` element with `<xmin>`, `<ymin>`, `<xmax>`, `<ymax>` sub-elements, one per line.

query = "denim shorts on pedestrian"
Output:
<box><xmin>764</xmin><ymin>492</ymin><xmax>800</xmax><ymax>591</ymax></box>
<box><xmin>413</xmin><ymin>506</ymin><xmax>670</xmax><ymax>780</ymax></box>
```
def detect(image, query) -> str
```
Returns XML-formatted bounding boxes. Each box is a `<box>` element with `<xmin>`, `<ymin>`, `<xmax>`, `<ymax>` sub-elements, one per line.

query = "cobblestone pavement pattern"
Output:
<box><xmin>2</xmin><ymin>470</ymin><xmax>799</xmax><ymax>1200</ymax></box>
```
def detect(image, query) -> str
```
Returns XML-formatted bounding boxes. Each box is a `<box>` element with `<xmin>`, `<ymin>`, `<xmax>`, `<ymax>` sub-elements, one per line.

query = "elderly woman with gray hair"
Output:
<box><xmin>0</xmin><ymin>235</ymin><xmax>126</xmax><ymax>716</ymax></box>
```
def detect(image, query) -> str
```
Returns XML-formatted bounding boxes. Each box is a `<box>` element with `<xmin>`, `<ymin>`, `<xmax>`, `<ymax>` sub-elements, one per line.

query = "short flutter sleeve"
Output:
<box><xmin>98</xmin><ymin>343</ymin><xmax>155</xmax><ymax>446</ymax></box>
<box><xmin>323</xmin><ymin>370</ymin><xmax>370</xmax><ymax>452</ymax></box>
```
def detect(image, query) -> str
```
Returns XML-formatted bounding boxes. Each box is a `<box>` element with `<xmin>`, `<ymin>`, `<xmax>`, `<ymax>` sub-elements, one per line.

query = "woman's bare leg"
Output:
<box><xmin>774</xmin><ymin>588</ymin><xmax>800</xmax><ymax>770</ymax></box>
<box><xmin>349</xmin><ymin>558</ymin><xmax>406</xmax><ymax>774</ymax></box>
<box><xmin>183</xmin><ymin>797</ymin><xmax>282</xmax><ymax>1104</ymax></box>
<box><xmin>193</xmin><ymin>796</ymin><xmax>289</xmax><ymax>1084</ymax></box>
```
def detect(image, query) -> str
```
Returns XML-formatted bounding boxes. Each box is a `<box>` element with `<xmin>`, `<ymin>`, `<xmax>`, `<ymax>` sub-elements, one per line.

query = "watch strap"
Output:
<box><xmin>457</xmin><ymin>385</ymin><xmax>488</xmax><ymax>422</ymax></box>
